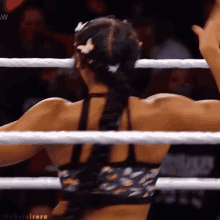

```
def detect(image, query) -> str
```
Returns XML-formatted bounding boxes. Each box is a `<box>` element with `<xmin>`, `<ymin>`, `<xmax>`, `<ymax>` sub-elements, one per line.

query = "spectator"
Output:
<box><xmin>16</xmin><ymin>7</ymin><xmax>67</xmax><ymax>58</ymax></box>
<box><xmin>144</xmin><ymin>23</ymin><xmax>195</xmax><ymax>98</ymax></box>
<box><xmin>46</xmin><ymin>65</ymin><xmax>89</xmax><ymax>102</ymax></box>
<box><xmin>130</xmin><ymin>0</ymin><xmax>145</xmax><ymax>18</ymax></box>
<box><xmin>0</xmin><ymin>6</ymin><xmax>68</xmax><ymax>217</ymax></box>
<box><xmin>126</xmin><ymin>16</ymin><xmax>157</xmax><ymax>98</ymax></box>
<box><xmin>151</xmin><ymin>33</ymin><xmax>193</xmax><ymax>75</ymax></box>
<box><xmin>146</xmin><ymin>19</ymin><xmax>219</xmax><ymax>220</ymax></box>
<box><xmin>2</xmin><ymin>6</ymin><xmax>68</xmax><ymax>120</ymax></box>
<box><xmin>168</xmin><ymin>69</ymin><xmax>194</xmax><ymax>98</ymax></box>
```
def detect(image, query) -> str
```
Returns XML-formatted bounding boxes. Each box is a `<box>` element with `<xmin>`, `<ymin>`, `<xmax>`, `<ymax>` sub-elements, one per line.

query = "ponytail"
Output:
<box><xmin>60</xmin><ymin>16</ymin><xmax>141</xmax><ymax>220</ymax></box>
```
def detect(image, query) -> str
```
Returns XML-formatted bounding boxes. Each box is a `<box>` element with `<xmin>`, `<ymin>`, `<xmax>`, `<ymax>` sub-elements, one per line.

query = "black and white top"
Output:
<box><xmin>58</xmin><ymin>93</ymin><xmax>161</xmax><ymax>207</ymax></box>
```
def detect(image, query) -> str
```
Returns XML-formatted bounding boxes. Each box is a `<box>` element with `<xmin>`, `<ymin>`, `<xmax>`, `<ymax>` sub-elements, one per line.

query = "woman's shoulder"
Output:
<box><xmin>128</xmin><ymin>94</ymin><xmax>191</xmax><ymax>114</ymax></box>
<box><xmin>36</xmin><ymin>97</ymin><xmax>83</xmax><ymax>111</ymax></box>
<box><xmin>143</xmin><ymin>93</ymin><xmax>192</xmax><ymax>105</ymax></box>
<box><xmin>143</xmin><ymin>93</ymin><xmax>220</xmax><ymax>107</ymax></box>
<box><xmin>38</xmin><ymin>97</ymin><xmax>73</xmax><ymax>107</ymax></box>
<box><xmin>30</xmin><ymin>97</ymin><xmax>83</xmax><ymax>130</ymax></box>
<box><xmin>24</xmin><ymin>97</ymin><xmax>77</xmax><ymax>120</ymax></box>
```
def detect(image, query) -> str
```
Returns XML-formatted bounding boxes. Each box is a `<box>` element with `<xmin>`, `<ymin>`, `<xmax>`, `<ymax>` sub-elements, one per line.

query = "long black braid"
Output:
<box><xmin>58</xmin><ymin>16</ymin><xmax>141</xmax><ymax>220</ymax></box>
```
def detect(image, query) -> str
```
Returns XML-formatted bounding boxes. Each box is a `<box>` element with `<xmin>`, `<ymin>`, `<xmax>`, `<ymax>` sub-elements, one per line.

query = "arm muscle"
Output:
<box><xmin>158</xmin><ymin>95</ymin><xmax>220</xmax><ymax>131</ymax></box>
<box><xmin>0</xmin><ymin>98</ymin><xmax>65</xmax><ymax>167</ymax></box>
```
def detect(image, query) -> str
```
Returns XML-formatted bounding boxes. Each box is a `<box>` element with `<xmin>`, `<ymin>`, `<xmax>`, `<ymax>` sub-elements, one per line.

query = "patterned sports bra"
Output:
<box><xmin>57</xmin><ymin>93</ymin><xmax>161</xmax><ymax>207</ymax></box>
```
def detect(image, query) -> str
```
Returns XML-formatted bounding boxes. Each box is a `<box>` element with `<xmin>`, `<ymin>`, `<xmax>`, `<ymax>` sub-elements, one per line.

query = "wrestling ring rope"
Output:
<box><xmin>0</xmin><ymin>58</ymin><xmax>217</xmax><ymax>191</ymax></box>
<box><xmin>0</xmin><ymin>58</ymin><xmax>210</xmax><ymax>68</ymax></box>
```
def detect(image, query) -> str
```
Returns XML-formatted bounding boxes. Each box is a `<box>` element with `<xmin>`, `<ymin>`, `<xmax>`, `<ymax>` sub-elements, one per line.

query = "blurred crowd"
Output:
<box><xmin>0</xmin><ymin>0</ymin><xmax>220</xmax><ymax>219</ymax></box>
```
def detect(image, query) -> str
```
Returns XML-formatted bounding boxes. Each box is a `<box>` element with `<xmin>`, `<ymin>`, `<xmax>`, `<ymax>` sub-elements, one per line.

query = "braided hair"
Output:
<box><xmin>67</xmin><ymin>16</ymin><xmax>141</xmax><ymax>219</ymax></box>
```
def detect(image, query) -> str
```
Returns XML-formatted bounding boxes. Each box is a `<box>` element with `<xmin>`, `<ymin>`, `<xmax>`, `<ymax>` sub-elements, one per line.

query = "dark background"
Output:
<box><xmin>0</xmin><ymin>0</ymin><xmax>220</xmax><ymax>219</ymax></box>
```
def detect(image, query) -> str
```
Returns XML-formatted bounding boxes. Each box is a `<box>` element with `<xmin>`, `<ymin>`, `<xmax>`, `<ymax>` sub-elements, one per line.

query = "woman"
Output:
<box><xmin>1</xmin><ymin>12</ymin><xmax>220</xmax><ymax>220</ymax></box>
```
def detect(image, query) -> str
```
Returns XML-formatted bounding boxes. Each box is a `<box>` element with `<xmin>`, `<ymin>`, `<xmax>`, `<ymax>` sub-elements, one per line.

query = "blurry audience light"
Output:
<box><xmin>4</xmin><ymin>0</ymin><xmax>27</xmax><ymax>13</ymax></box>
<box><xmin>131</xmin><ymin>0</ymin><xmax>145</xmax><ymax>18</ymax></box>
<box><xmin>87</xmin><ymin>0</ymin><xmax>108</xmax><ymax>14</ymax></box>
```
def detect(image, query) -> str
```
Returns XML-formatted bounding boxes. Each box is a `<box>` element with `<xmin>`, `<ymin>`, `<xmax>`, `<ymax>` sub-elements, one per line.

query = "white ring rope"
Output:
<box><xmin>1</xmin><ymin>131</ymin><xmax>220</xmax><ymax>145</ymax></box>
<box><xmin>0</xmin><ymin>58</ymin><xmax>209</xmax><ymax>68</ymax></box>
<box><xmin>0</xmin><ymin>57</ymin><xmax>216</xmax><ymax>191</ymax></box>
<box><xmin>0</xmin><ymin>177</ymin><xmax>219</xmax><ymax>190</ymax></box>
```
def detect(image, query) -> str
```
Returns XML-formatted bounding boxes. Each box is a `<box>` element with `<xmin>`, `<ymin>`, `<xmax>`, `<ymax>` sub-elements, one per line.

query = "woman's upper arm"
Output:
<box><xmin>0</xmin><ymin>98</ymin><xmax>65</xmax><ymax>132</ymax></box>
<box><xmin>158</xmin><ymin>95</ymin><xmax>220</xmax><ymax>131</ymax></box>
<box><xmin>0</xmin><ymin>98</ymin><xmax>66</xmax><ymax>167</ymax></box>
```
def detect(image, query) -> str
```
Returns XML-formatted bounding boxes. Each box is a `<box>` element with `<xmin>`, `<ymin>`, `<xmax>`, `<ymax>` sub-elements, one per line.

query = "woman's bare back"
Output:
<box><xmin>44</xmin><ymin>95</ymin><xmax>172</xmax><ymax>220</ymax></box>
<box><xmin>44</xmin><ymin>95</ymin><xmax>170</xmax><ymax>167</ymax></box>
<box><xmin>1</xmin><ymin>92</ymin><xmax>220</xmax><ymax>219</ymax></box>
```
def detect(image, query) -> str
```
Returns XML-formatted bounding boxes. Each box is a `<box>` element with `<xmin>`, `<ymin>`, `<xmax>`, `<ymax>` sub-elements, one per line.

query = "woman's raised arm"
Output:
<box><xmin>192</xmin><ymin>2</ymin><xmax>220</xmax><ymax>93</ymax></box>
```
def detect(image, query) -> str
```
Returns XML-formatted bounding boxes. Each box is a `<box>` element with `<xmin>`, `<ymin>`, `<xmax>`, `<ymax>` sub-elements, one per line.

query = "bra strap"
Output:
<box><xmin>127</xmin><ymin>99</ymin><xmax>132</xmax><ymax>131</ymax></box>
<box><xmin>58</xmin><ymin>97</ymin><xmax>90</xmax><ymax>170</ymax></box>
<box><xmin>72</xmin><ymin>98</ymin><xmax>90</xmax><ymax>164</ymax></box>
<box><xmin>126</xmin><ymin>98</ymin><xmax>136</xmax><ymax>163</ymax></box>
<box><xmin>89</xmin><ymin>93</ymin><xmax>110</xmax><ymax>98</ymax></box>
<box><xmin>74</xmin><ymin>93</ymin><xmax>109</xmax><ymax>164</ymax></box>
<box><xmin>59</xmin><ymin>93</ymin><xmax>109</xmax><ymax>170</ymax></box>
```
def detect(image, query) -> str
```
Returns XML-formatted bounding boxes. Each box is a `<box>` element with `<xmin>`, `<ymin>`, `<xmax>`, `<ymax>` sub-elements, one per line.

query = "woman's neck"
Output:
<box><xmin>80</xmin><ymin>68</ymin><xmax>110</xmax><ymax>94</ymax></box>
<box><xmin>88</xmin><ymin>84</ymin><xmax>110</xmax><ymax>94</ymax></box>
